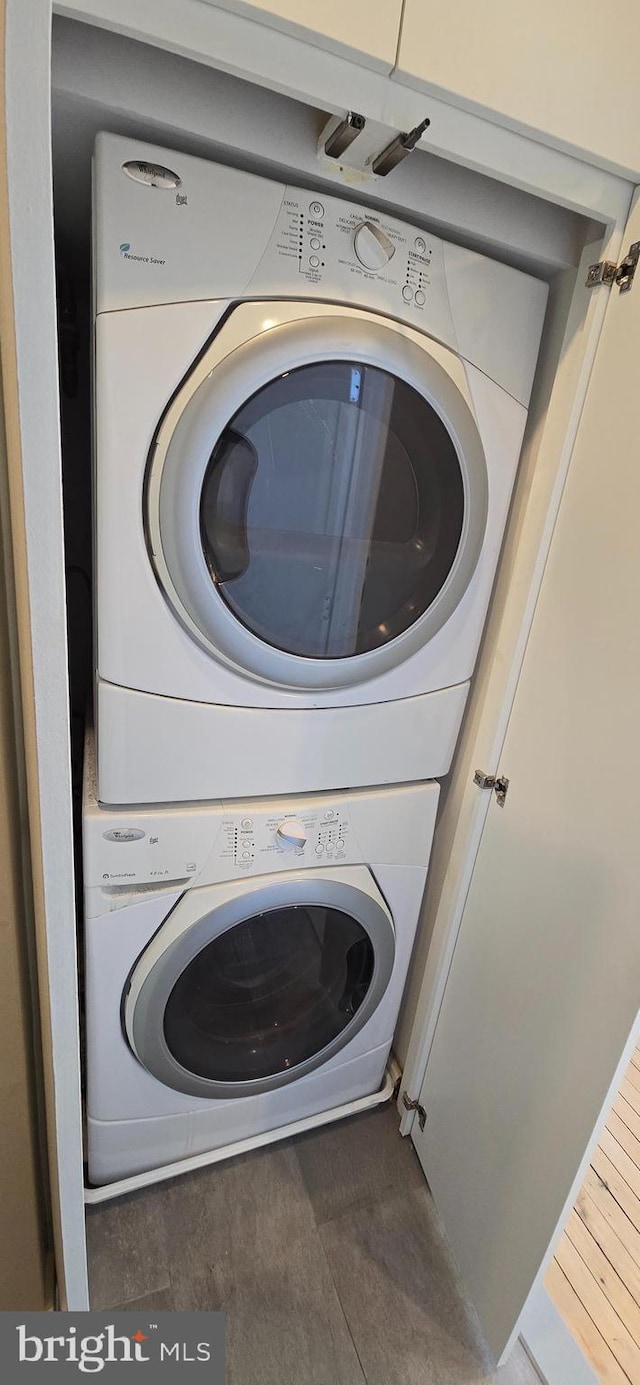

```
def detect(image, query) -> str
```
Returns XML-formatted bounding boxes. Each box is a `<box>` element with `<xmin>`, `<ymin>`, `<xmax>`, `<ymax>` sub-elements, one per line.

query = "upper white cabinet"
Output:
<box><xmin>395</xmin><ymin>1</ymin><xmax>640</xmax><ymax>177</ymax></box>
<box><xmin>202</xmin><ymin>0</ymin><xmax>404</xmax><ymax>72</ymax></box>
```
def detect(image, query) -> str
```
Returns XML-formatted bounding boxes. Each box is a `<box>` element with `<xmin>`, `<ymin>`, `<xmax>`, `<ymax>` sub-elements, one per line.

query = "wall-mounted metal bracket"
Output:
<box><xmin>371</xmin><ymin>117</ymin><xmax>431</xmax><ymax>177</ymax></box>
<box><xmin>323</xmin><ymin>111</ymin><xmax>366</xmax><ymax>160</ymax></box>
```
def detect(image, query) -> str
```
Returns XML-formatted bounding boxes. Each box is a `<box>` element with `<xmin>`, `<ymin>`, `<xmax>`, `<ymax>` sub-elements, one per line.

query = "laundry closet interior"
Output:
<box><xmin>14</xmin><ymin>4</ymin><xmax>640</xmax><ymax>1381</ymax></box>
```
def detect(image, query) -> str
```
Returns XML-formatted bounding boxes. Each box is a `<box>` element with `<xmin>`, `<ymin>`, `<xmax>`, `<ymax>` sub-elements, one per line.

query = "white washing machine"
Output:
<box><xmin>82</xmin><ymin>742</ymin><xmax>439</xmax><ymax>1184</ymax></box>
<box><xmin>93</xmin><ymin>133</ymin><xmax>548</xmax><ymax>805</ymax></box>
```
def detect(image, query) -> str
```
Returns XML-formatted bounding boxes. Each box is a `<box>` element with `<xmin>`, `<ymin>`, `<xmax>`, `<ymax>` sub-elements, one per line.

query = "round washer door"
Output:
<box><xmin>145</xmin><ymin>308</ymin><xmax>488</xmax><ymax>691</ymax></box>
<box><xmin>124</xmin><ymin>869</ymin><xmax>395</xmax><ymax>1099</ymax></box>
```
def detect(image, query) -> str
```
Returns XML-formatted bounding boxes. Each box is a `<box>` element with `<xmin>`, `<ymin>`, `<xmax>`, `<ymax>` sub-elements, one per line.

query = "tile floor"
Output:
<box><xmin>87</xmin><ymin>1103</ymin><xmax>541</xmax><ymax>1385</ymax></box>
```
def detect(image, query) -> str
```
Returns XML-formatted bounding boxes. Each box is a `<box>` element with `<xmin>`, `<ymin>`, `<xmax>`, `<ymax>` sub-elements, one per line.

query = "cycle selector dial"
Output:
<box><xmin>276</xmin><ymin>818</ymin><xmax>307</xmax><ymax>850</ymax></box>
<box><xmin>353</xmin><ymin>221</ymin><xmax>396</xmax><ymax>272</ymax></box>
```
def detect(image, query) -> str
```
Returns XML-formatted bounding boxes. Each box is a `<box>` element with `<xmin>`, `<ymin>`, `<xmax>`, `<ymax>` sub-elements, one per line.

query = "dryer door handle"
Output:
<box><xmin>336</xmin><ymin>937</ymin><xmax>374</xmax><ymax>1017</ymax></box>
<box><xmin>200</xmin><ymin>429</ymin><xmax>258</xmax><ymax>583</ymax></box>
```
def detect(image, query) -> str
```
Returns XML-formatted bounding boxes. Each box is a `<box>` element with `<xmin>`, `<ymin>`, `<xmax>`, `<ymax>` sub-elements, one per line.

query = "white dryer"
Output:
<box><xmin>93</xmin><ymin>133</ymin><xmax>548</xmax><ymax>805</ymax></box>
<box><xmin>82</xmin><ymin>745</ymin><xmax>439</xmax><ymax>1185</ymax></box>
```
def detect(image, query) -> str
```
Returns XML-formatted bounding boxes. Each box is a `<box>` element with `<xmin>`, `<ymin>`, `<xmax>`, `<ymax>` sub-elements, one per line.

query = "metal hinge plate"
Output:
<box><xmin>474</xmin><ymin>769</ymin><xmax>510</xmax><ymax>805</ymax></box>
<box><xmin>402</xmin><ymin>1091</ymin><xmax>426</xmax><ymax>1131</ymax></box>
<box><xmin>586</xmin><ymin>241</ymin><xmax>640</xmax><ymax>293</ymax></box>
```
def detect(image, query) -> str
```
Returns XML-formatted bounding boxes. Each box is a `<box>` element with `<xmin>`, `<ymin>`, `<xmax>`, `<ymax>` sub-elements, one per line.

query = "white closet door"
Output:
<box><xmin>200</xmin><ymin>0</ymin><xmax>403</xmax><ymax>71</ymax></box>
<box><xmin>396</xmin><ymin>2</ymin><xmax>640</xmax><ymax>177</ymax></box>
<box><xmin>410</xmin><ymin>193</ymin><xmax>640</xmax><ymax>1361</ymax></box>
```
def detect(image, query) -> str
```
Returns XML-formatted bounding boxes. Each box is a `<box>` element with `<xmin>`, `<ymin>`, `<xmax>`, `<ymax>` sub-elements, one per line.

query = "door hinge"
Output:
<box><xmin>586</xmin><ymin>241</ymin><xmax>640</xmax><ymax>293</ymax></box>
<box><xmin>473</xmin><ymin>769</ymin><xmax>510</xmax><ymax>805</ymax></box>
<box><xmin>402</xmin><ymin>1091</ymin><xmax>427</xmax><ymax>1131</ymax></box>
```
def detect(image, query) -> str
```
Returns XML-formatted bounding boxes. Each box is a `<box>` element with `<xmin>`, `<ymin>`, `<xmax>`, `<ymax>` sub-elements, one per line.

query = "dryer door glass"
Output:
<box><xmin>199</xmin><ymin>361</ymin><xmax>465</xmax><ymax>658</ymax></box>
<box><xmin>163</xmin><ymin>903</ymin><xmax>375</xmax><ymax>1083</ymax></box>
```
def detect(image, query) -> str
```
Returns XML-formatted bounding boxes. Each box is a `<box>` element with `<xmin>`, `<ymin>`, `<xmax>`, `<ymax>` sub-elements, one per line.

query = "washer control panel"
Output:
<box><xmin>84</xmin><ymin>773</ymin><xmax>439</xmax><ymax>900</ymax></box>
<box><xmin>217</xmin><ymin>801</ymin><xmax>353</xmax><ymax>873</ymax></box>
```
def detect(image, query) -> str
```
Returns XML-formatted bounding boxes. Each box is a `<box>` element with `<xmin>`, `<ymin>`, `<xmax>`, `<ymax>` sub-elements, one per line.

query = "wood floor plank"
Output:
<box><xmin>613</xmin><ymin>1094</ymin><xmax>640</xmax><ymax>1146</ymax></box>
<box><xmin>547</xmin><ymin>1044</ymin><xmax>640</xmax><ymax>1381</ymax></box>
<box><xmin>577</xmin><ymin>1188</ymin><xmax>640</xmax><ymax>1310</ymax></box>
<box><xmin>601</xmin><ymin>1128</ymin><xmax>640</xmax><ymax>1202</ymax></box>
<box><xmin>622</xmin><ymin>1063</ymin><xmax>640</xmax><ymax>1098</ymax></box>
<box><xmin>608</xmin><ymin>1109</ymin><xmax>640</xmax><ymax>1172</ymax></box>
<box><xmin>592</xmin><ymin>1150</ymin><xmax>640</xmax><ymax>1237</ymax></box>
<box><xmin>621</xmin><ymin>1078</ymin><xmax>640</xmax><ymax>1116</ymax></box>
<box><xmin>546</xmin><ymin>1258</ymin><xmax>630</xmax><ymax>1385</ymax></box>
<box><xmin>567</xmin><ymin>1208</ymin><xmax>640</xmax><ymax>1346</ymax></box>
<box><xmin>582</xmin><ymin>1170</ymin><xmax>640</xmax><ymax>1272</ymax></box>
<box><xmin>620</xmin><ymin>1078</ymin><xmax>640</xmax><ymax>1120</ymax></box>
<box><xmin>555</xmin><ymin>1234</ymin><xmax>640</xmax><ymax>1381</ymax></box>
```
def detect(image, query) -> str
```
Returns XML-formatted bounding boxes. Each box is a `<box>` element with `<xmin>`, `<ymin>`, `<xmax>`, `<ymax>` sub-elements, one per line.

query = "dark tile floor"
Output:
<box><xmin>87</xmin><ymin>1103</ymin><xmax>540</xmax><ymax>1385</ymax></box>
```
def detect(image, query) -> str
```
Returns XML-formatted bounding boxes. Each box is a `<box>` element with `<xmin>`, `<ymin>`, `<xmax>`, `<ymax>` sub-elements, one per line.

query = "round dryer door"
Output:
<box><xmin>145</xmin><ymin>308</ymin><xmax>489</xmax><ymax>691</ymax></box>
<box><xmin>124</xmin><ymin>870</ymin><xmax>395</xmax><ymax>1099</ymax></box>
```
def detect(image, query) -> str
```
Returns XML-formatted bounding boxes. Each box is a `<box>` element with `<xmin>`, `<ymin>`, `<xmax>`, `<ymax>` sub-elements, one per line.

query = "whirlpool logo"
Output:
<box><xmin>7</xmin><ymin>1312</ymin><xmax>225</xmax><ymax>1380</ymax></box>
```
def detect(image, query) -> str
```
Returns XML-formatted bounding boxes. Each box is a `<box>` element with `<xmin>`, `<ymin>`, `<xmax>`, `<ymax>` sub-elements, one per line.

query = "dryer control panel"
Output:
<box><xmin>245</xmin><ymin>188</ymin><xmax>456</xmax><ymax>349</ymax></box>
<box><xmin>95</xmin><ymin>132</ymin><xmax>549</xmax><ymax>405</ymax></box>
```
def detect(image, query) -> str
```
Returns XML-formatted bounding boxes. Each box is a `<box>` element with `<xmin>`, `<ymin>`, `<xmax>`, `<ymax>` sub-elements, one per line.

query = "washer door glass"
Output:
<box><xmin>163</xmin><ymin>902</ymin><xmax>374</xmax><ymax>1083</ymax></box>
<box><xmin>199</xmin><ymin>361</ymin><xmax>464</xmax><ymax>658</ymax></box>
<box><xmin>126</xmin><ymin>873</ymin><xmax>395</xmax><ymax>1099</ymax></box>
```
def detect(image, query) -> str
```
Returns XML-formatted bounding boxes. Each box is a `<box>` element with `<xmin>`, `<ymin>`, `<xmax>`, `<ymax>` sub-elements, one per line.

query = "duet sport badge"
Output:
<box><xmin>6</xmin><ymin>1312</ymin><xmax>225</xmax><ymax>1380</ymax></box>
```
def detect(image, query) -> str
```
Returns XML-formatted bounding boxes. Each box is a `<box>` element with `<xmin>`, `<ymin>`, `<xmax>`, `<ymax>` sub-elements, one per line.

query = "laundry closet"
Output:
<box><xmin>4</xmin><ymin>4</ymin><xmax>640</xmax><ymax>1382</ymax></box>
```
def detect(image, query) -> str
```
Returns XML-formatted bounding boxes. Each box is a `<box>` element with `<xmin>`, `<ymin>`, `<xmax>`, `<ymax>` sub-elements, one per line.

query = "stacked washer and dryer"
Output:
<box><xmin>85</xmin><ymin>133</ymin><xmax>547</xmax><ymax>1185</ymax></box>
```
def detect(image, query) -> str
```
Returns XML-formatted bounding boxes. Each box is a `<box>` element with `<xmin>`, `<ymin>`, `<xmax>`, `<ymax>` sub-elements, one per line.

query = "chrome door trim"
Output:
<box><xmin>125</xmin><ymin>873</ymin><xmax>395</xmax><ymax>1099</ymax></box>
<box><xmin>146</xmin><ymin>309</ymin><xmax>488</xmax><ymax>690</ymax></box>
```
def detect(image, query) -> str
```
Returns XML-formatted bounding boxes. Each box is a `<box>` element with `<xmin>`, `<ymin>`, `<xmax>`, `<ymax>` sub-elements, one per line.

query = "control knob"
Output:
<box><xmin>353</xmin><ymin>221</ymin><xmax>396</xmax><ymax>272</ymax></box>
<box><xmin>276</xmin><ymin>818</ymin><xmax>307</xmax><ymax>850</ymax></box>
